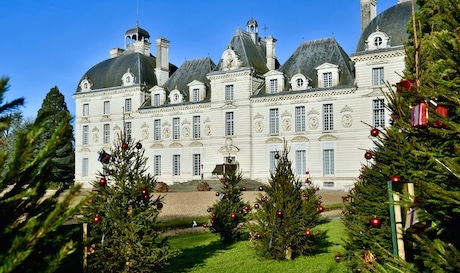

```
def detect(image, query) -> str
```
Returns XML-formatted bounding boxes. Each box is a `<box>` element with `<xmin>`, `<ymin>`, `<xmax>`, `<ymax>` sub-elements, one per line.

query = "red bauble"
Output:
<box><xmin>305</xmin><ymin>171</ymin><xmax>310</xmax><ymax>175</ymax></box>
<box><xmin>93</xmin><ymin>214</ymin><xmax>101</xmax><ymax>224</ymax></box>
<box><xmin>135</xmin><ymin>142</ymin><xmax>142</xmax><ymax>149</ymax></box>
<box><xmin>391</xmin><ymin>175</ymin><xmax>402</xmax><ymax>183</ymax></box>
<box><xmin>220</xmin><ymin>177</ymin><xmax>226</xmax><ymax>183</ymax></box>
<box><xmin>223</xmin><ymin>184</ymin><xmax>228</xmax><ymax>189</ymax></box>
<box><xmin>244</xmin><ymin>205</ymin><xmax>250</xmax><ymax>211</ymax></box>
<box><xmin>141</xmin><ymin>188</ymin><xmax>148</xmax><ymax>195</ymax></box>
<box><xmin>305</xmin><ymin>178</ymin><xmax>311</xmax><ymax>184</ymax></box>
<box><xmin>370</xmin><ymin>216</ymin><xmax>382</xmax><ymax>228</ymax></box>
<box><xmin>211</xmin><ymin>213</ymin><xmax>216</xmax><ymax>218</ymax></box>
<box><xmin>334</xmin><ymin>254</ymin><xmax>341</xmax><ymax>262</ymax></box>
<box><xmin>276</xmin><ymin>210</ymin><xmax>283</xmax><ymax>218</ymax></box>
<box><xmin>156</xmin><ymin>202</ymin><xmax>164</xmax><ymax>210</ymax></box>
<box><xmin>241</xmin><ymin>186</ymin><xmax>246</xmax><ymax>191</ymax></box>
<box><xmin>274</xmin><ymin>153</ymin><xmax>280</xmax><ymax>159</ymax></box>
<box><xmin>207</xmin><ymin>208</ymin><xmax>212</xmax><ymax>213</ymax></box>
<box><xmin>108</xmin><ymin>169</ymin><xmax>114</xmax><ymax>175</ymax></box>
<box><xmin>255</xmin><ymin>233</ymin><xmax>262</xmax><ymax>239</ymax></box>
<box><xmin>254</xmin><ymin>203</ymin><xmax>260</xmax><ymax>209</ymax></box>
<box><xmin>305</xmin><ymin>229</ymin><xmax>312</xmax><ymax>237</ymax></box>
<box><xmin>364</xmin><ymin>151</ymin><xmax>373</xmax><ymax>160</ymax></box>
<box><xmin>318</xmin><ymin>205</ymin><xmax>324</xmax><ymax>212</ymax></box>
<box><xmin>87</xmin><ymin>246</ymin><xmax>95</xmax><ymax>254</ymax></box>
<box><xmin>215</xmin><ymin>192</ymin><xmax>220</xmax><ymax>196</ymax></box>
<box><xmin>203</xmin><ymin>223</ymin><xmax>208</xmax><ymax>227</ymax></box>
<box><xmin>231</xmin><ymin>213</ymin><xmax>237</xmax><ymax>219</ymax></box>
<box><xmin>261</xmin><ymin>195</ymin><xmax>268</xmax><ymax>202</ymax></box>
<box><xmin>258</xmin><ymin>185</ymin><xmax>264</xmax><ymax>191</ymax></box>
<box><xmin>99</xmin><ymin>177</ymin><xmax>107</xmax><ymax>186</ymax></box>
<box><xmin>370</xmin><ymin>128</ymin><xmax>379</xmax><ymax>137</ymax></box>
<box><xmin>121</xmin><ymin>142</ymin><xmax>128</xmax><ymax>151</ymax></box>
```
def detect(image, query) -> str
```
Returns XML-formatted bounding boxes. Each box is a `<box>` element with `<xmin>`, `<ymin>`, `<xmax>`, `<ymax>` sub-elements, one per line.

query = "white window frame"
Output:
<box><xmin>193</xmin><ymin>154</ymin><xmax>201</xmax><ymax>176</ymax></box>
<box><xmin>153</xmin><ymin>94</ymin><xmax>161</xmax><ymax>106</ymax></box>
<box><xmin>154</xmin><ymin>155</ymin><xmax>161</xmax><ymax>176</ymax></box>
<box><xmin>173</xmin><ymin>154</ymin><xmax>180</xmax><ymax>176</ymax></box>
<box><xmin>269</xmin><ymin>108</ymin><xmax>279</xmax><ymax>134</ymax></box>
<box><xmin>225</xmin><ymin>112</ymin><xmax>234</xmax><ymax>136</ymax></box>
<box><xmin>269</xmin><ymin>150</ymin><xmax>279</xmax><ymax>174</ymax></box>
<box><xmin>323</xmin><ymin>104</ymin><xmax>334</xmax><ymax>131</ymax></box>
<box><xmin>173</xmin><ymin>117</ymin><xmax>180</xmax><ymax>140</ymax></box>
<box><xmin>83</xmin><ymin>104</ymin><xmax>89</xmax><ymax>117</ymax></box>
<box><xmin>323</xmin><ymin>72</ymin><xmax>332</xmax><ymax>88</ymax></box>
<box><xmin>154</xmin><ymin>119</ymin><xmax>161</xmax><ymax>141</ymax></box>
<box><xmin>323</xmin><ymin>143</ymin><xmax>335</xmax><ymax>175</ymax></box>
<box><xmin>225</xmin><ymin>85</ymin><xmax>234</xmax><ymax>100</ymax></box>
<box><xmin>192</xmin><ymin>88</ymin><xmax>200</xmax><ymax>102</ymax></box>
<box><xmin>372</xmin><ymin>67</ymin><xmax>384</xmax><ymax>86</ymax></box>
<box><xmin>125</xmin><ymin>98</ymin><xmax>132</xmax><ymax>112</ymax></box>
<box><xmin>295</xmin><ymin>150</ymin><xmax>306</xmax><ymax>175</ymax></box>
<box><xmin>103</xmin><ymin>124</ymin><xmax>110</xmax><ymax>144</ymax></box>
<box><xmin>125</xmin><ymin>121</ymin><xmax>132</xmax><ymax>140</ymax></box>
<box><xmin>82</xmin><ymin>125</ymin><xmax>89</xmax><ymax>145</ymax></box>
<box><xmin>82</xmin><ymin>158</ymin><xmax>89</xmax><ymax>177</ymax></box>
<box><xmin>269</xmin><ymin>79</ymin><xmax>278</xmax><ymax>93</ymax></box>
<box><xmin>193</xmin><ymin>116</ymin><xmax>200</xmax><ymax>139</ymax></box>
<box><xmin>103</xmin><ymin>101</ymin><xmax>110</xmax><ymax>115</ymax></box>
<box><xmin>373</xmin><ymin>99</ymin><xmax>385</xmax><ymax>127</ymax></box>
<box><xmin>295</xmin><ymin>106</ymin><xmax>305</xmax><ymax>132</ymax></box>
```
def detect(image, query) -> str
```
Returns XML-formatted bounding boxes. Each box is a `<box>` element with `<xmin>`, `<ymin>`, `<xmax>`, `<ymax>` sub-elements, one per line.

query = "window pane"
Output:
<box><xmin>125</xmin><ymin>98</ymin><xmax>132</xmax><ymax>112</ymax></box>
<box><xmin>225</xmin><ymin>85</ymin><xmax>234</xmax><ymax>100</ymax></box>
<box><xmin>82</xmin><ymin>158</ymin><xmax>89</xmax><ymax>177</ymax></box>
<box><xmin>154</xmin><ymin>119</ymin><xmax>161</xmax><ymax>141</ymax></box>
<box><xmin>193</xmin><ymin>89</ymin><xmax>200</xmax><ymax>102</ymax></box>
<box><xmin>193</xmin><ymin>116</ymin><xmax>200</xmax><ymax>139</ymax></box>
<box><xmin>83</xmin><ymin>125</ymin><xmax>89</xmax><ymax>145</ymax></box>
<box><xmin>173</xmin><ymin>118</ymin><xmax>180</xmax><ymax>140</ymax></box>
<box><xmin>323</xmin><ymin>149</ymin><xmax>334</xmax><ymax>175</ymax></box>
<box><xmin>269</xmin><ymin>151</ymin><xmax>279</xmax><ymax>173</ymax></box>
<box><xmin>153</xmin><ymin>94</ymin><xmax>160</xmax><ymax>106</ymax></box>
<box><xmin>193</xmin><ymin>154</ymin><xmax>201</xmax><ymax>176</ymax></box>
<box><xmin>323</xmin><ymin>72</ymin><xmax>332</xmax><ymax>87</ymax></box>
<box><xmin>295</xmin><ymin>150</ymin><xmax>306</xmax><ymax>175</ymax></box>
<box><xmin>173</xmin><ymin>155</ymin><xmax>180</xmax><ymax>176</ymax></box>
<box><xmin>270</xmin><ymin>79</ymin><xmax>278</xmax><ymax>93</ymax></box>
<box><xmin>104</xmin><ymin>101</ymin><xmax>110</xmax><ymax>114</ymax></box>
<box><xmin>83</xmin><ymin>104</ymin><xmax>89</xmax><ymax>116</ymax></box>
<box><xmin>372</xmin><ymin>67</ymin><xmax>384</xmax><ymax>86</ymax></box>
<box><xmin>270</xmin><ymin>108</ymin><xmax>279</xmax><ymax>134</ymax></box>
<box><xmin>225</xmin><ymin>112</ymin><xmax>234</xmax><ymax>136</ymax></box>
<box><xmin>125</xmin><ymin>121</ymin><xmax>132</xmax><ymax>140</ymax></box>
<box><xmin>103</xmin><ymin>124</ymin><xmax>110</xmax><ymax>144</ymax></box>
<box><xmin>323</xmin><ymin>104</ymin><xmax>333</xmax><ymax>131</ymax></box>
<box><xmin>373</xmin><ymin>99</ymin><xmax>385</xmax><ymax>127</ymax></box>
<box><xmin>154</xmin><ymin>155</ymin><xmax>161</xmax><ymax>176</ymax></box>
<box><xmin>295</xmin><ymin>106</ymin><xmax>305</xmax><ymax>132</ymax></box>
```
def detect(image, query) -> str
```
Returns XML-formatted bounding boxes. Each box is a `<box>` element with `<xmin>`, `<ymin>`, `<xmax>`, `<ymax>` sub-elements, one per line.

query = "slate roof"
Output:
<box><xmin>75</xmin><ymin>52</ymin><xmax>178</xmax><ymax>93</ymax></box>
<box><xmin>163</xmin><ymin>57</ymin><xmax>216</xmax><ymax>100</ymax></box>
<box><xmin>214</xmin><ymin>28</ymin><xmax>280</xmax><ymax>75</ymax></box>
<box><xmin>279</xmin><ymin>37</ymin><xmax>354</xmax><ymax>89</ymax></box>
<box><xmin>355</xmin><ymin>1</ymin><xmax>413</xmax><ymax>53</ymax></box>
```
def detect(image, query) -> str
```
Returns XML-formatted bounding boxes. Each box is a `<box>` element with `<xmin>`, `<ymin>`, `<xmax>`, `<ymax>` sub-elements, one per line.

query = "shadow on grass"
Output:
<box><xmin>163</xmin><ymin>240</ymin><xmax>231</xmax><ymax>273</ymax></box>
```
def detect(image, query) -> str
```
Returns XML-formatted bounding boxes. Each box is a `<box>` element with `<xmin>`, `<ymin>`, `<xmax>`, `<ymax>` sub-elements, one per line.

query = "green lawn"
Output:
<box><xmin>164</xmin><ymin>220</ymin><xmax>347</xmax><ymax>273</ymax></box>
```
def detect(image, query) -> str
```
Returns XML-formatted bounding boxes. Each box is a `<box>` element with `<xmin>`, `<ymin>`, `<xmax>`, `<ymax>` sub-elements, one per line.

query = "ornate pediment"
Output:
<box><xmin>318</xmin><ymin>134</ymin><xmax>338</xmax><ymax>141</ymax></box>
<box><xmin>265</xmin><ymin>137</ymin><xmax>282</xmax><ymax>144</ymax></box>
<box><xmin>291</xmin><ymin>136</ymin><xmax>309</xmax><ymax>142</ymax></box>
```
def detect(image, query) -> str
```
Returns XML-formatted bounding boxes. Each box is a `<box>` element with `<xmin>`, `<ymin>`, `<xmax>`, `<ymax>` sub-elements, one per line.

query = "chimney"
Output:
<box><xmin>155</xmin><ymin>37</ymin><xmax>170</xmax><ymax>86</ymax></box>
<box><xmin>265</xmin><ymin>36</ymin><xmax>277</xmax><ymax>71</ymax></box>
<box><xmin>360</xmin><ymin>0</ymin><xmax>377</xmax><ymax>32</ymax></box>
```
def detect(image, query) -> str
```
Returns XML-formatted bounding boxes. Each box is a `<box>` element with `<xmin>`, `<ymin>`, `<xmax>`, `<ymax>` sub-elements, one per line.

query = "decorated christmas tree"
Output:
<box><xmin>207</xmin><ymin>164</ymin><xmax>251</xmax><ymax>243</ymax></box>
<box><xmin>248</xmin><ymin>141</ymin><xmax>326</xmax><ymax>260</ymax></box>
<box><xmin>81</xmin><ymin>134</ymin><xmax>176</xmax><ymax>273</ymax></box>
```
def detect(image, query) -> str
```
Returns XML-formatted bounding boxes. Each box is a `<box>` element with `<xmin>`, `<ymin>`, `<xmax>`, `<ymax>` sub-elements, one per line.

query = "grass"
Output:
<box><xmin>163</xmin><ymin>219</ymin><xmax>347</xmax><ymax>273</ymax></box>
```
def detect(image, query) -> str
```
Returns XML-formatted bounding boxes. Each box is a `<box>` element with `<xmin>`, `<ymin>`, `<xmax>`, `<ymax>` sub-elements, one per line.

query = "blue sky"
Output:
<box><xmin>1</xmin><ymin>0</ymin><xmax>397</xmax><ymax>119</ymax></box>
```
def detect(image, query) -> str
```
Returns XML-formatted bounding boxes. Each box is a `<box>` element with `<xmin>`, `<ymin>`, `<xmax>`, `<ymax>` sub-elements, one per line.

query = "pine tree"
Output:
<box><xmin>248</xmin><ymin>141</ymin><xmax>326</xmax><ymax>260</ymax></box>
<box><xmin>36</xmin><ymin>86</ymin><xmax>75</xmax><ymax>188</ymax></box>
<box><xmin>81</xmin><ymin>134</ymin><xmax>177</xmax><ymax>273</ymax></box>
<box><xmin>0</xmin><ymin>77</ymin><xmax>83</xmax><ymax>273</ymax></box>
<box><xmin>208</xmin><ymin>164</ymin><xmax>251</xmax><ymax>243</ymax></box>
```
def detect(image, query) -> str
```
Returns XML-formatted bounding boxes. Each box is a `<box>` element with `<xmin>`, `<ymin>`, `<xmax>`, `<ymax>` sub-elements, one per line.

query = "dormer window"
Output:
<box><xmin>290</xmin><ymin>73</ymin><xmax>311</xmax><ymax>91</ymax></box>
<box><xmin>316</xmin><ymin>63</ymin><xmax>339</xmax><ymax>88</ymax></box>
<box><xmin>264</xmin><ymin>70</ymin><xmax>285</xmax><ymax>94</ymax></box>
<box><xmin>169</xmin><ymin>89</ymin><xmax>183</xmax><ymax>104</ymax></box>
<box><xmin>149</xmin><ymin>85</ymin><xmax>166</xmax><ymax>107</ymax></box>
<box><xmin>187</xmin><ymin>80</ymin><xmax>206</xmax><ymax>102</ymax></box>
<box><xmin>270</xmin><ymin>79</ymin><xmax>278</xmax><ymax>93</ymax></box>
<box><xmin>79</xmin><ymin>76</ymin><xmax>92</xmax><ymax>92</ymax></box>
<box><xmin>366</xmin><ymin>31</ymin><xmax>390</xmax><ymax>51</ymax></box>
<box><xmin>122</xmin><ymin>68</ymin><xmax>135</xmax><ymax>86</ymax></box>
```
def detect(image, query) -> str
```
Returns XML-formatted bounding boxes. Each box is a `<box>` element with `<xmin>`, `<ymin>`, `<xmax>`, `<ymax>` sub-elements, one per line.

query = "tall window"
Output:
<box><xmin>173</xmin><ymin>154</ymin><xmax>180</xmax><ymax>176</ymax></box>
<box><xmin>225</xmin><ymin>85</ymin><xmax>234</xmax><ymax>100</ymax></box>
<box><xmin>103</xmin><ymin>101</ymin><xmax>110</xmax><ymax>115</ymax></box>
<box><xmin>295</xmin><ymin>106</ymin><xmax>305</xmax><ymax>132</ymax></box>
<box><xmin>323</xmin><ymin>148</ymin><xmax>335</xmax><ymax>175</ymax></box>
<box><xmin>269</xmin><ymin>79</ymin><xmax>278</xmax><ymax>93</ymax></box>
<box><xmin>193</xmin><ymin>154</ymin><xmax>201</xmax><ymax>176</ymax></box>
<box><xmin>82</xmin><ymin>125</ymin><xmax>89</xmax><ymax>145</ymax></box>
<box><xmin>125</xmin><ymin>98</ymin><xmax>132</xmax><ymax>112</ymax></box>
<box><xmin>269</xmin><ymin>108</ymin><xmax>279</xmax><ymax>134</ymax></box>
<box><xmin>323</xmin><ymin>104</ymin><xmax>333</xmax><ymax>131</ymax></box>
<box><xmin>192</xmin><ymin>89</ymin><xmax>200</xmax><ymax>102</ymax></box>
<box><xmin>225</xmin><ymin>112</ymin><xmax>234</xmax><ymax>136</ymax></box>
<box><xmin>83</xmin><ymin>104</ymin><xmax>89</xmax><ymax>117</ymax></box>
<box><xmin>173</xmin><ymin>117</ymin><xmax>180</xmax><ymax>140</ymax></box>
<box><xmin>154</xmin><ymin>155</ymin><xmax>161</xmax><ymax>176</ymax></box>
<box><xmin>82</xmin><ymin>158</ymin><xmax>89</xmax><ymax>177</ymax></box>
<box><xmin>372</xmin><ymin>67</ymin><xmax>384</xmax><ymax>86</ymax></box>
<box><xmin>125</xmin><ymin>121</ymin><xmax>132</xmax><ymax>140</ymax></box>
<box><xmin>193</xmin><ymin>116</ymin><xmax>200</xmax><ymax>139</ymax></box>
<box><xmin>323</xmin><ymin>72</ymin><xmax>332</xmax><ymax>87</ymax></box>
<box><xmin>295</xmin><ymin>150</ymin><xmax>306</xmax><ymax>175</ymax></box>
<box><xmin>269</xmin><ymin>151</ymin><xmax>279</xmax><ymax>174</ymax></box>
<box><xmin>153</xmin><ymin>94</ymin><xmax>160</xmax><ymax>106</ymax></box>
<box><xmin>373</xmin><ymin>99</ymin><xmax>385</xmax><ymax>127</ymax></box>
<box><xmin>103</xmin><ymin>124</ymin><xmax>110</xmax><ymax>144</ymax></box>
<box><xmin>154</xmin><ymin>119</ymin><xmax>161</xmax><ymax>141</ymax></box>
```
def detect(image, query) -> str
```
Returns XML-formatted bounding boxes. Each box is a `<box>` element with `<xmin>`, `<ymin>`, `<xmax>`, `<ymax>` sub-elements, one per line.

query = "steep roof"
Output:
<box><xmin>280</xmin><ymin>37</ymin><xmax>354</xmax><ymax>88</ymax></box>
<box><xmin>214</xmin><ymin>29</ymin><xmax>279</xmax><ymax>75</ymax></box>
<box><xmin>164</xmin><ymin>57</ymin><xmax>216</xmax><ymax>100</ymax></box>
<box><xmin>355</xmin><ymin>1</ymin><xmax>413</xmax><ymax>53</ymax></box>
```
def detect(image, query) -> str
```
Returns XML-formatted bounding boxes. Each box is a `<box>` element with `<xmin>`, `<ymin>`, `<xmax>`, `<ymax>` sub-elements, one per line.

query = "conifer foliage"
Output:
<box><xmin>248</xmin><ymin>142</ymin><xmax>326</xmax><ymax>260</ymax></box>
<box><xmin>82</xmin><ymin>135</ymin><xmax>176</xmax><ymax>273</ymax></box>
<box><xmin>208</xmin><ymin>165</ymin><xmax>250</xmax><ymax>243</ymax></box>
<box><xmin>0</xmin><ymin>77</ymin><xmax>83</xmax><ymax>273</ymax></box>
